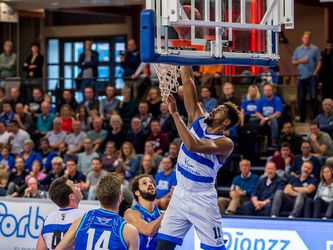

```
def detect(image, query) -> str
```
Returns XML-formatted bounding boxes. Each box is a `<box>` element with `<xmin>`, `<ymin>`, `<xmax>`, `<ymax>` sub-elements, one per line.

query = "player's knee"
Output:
<box><xmin>157</xmin><ymin>239</ymin><xmax>177</xmax><ymax>250</ymax></box>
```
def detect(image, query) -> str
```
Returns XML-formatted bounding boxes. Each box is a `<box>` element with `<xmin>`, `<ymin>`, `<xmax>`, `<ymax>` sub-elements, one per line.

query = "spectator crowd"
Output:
<box><xmin>0</xmin><ymin>30</ymin><xmax>332</xmax><ymax>220</ymax></box>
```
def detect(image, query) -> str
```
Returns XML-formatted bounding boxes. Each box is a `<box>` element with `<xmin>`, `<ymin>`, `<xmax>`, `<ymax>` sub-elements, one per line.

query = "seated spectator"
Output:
<box><xmin>86</xmin><ymin>117</ymin><xmax>107</xmax><ymax>152</ymax></box>
<box><xmin>56</xmin><ymin>89</ymin><xmax>78</xmax><ymax>113</ymax></box>
<box><xmin>0</xmin><ymin>87</ymin><xmax>5</xmax><ymax>111</ymax></box>
<box><xmin>118</xmin><ymin>87</ymin><xmax>137</xmax><ymax>128</ymax></box>
<box><xmin>105</xmin><ymin>114</ymin><xmax>126</xmax><ymax>150</ymax></box>
<box><xmin>0</xmin><ymin>164</ymin><xmax>8</xmax><ymax>196</ymax></box>
<box><xmin>291</xmin><ymin>141</ymin><xmax>321</xmax><ymax>179</ymax></box>
<box><xmin>135</xmin><ymin>101</ymin><xmax>153</xmax><ymax>132</ymax></box>
<box><xmin>166</xmin><ymin>142</ymin><xmax>180</xmax><ymax>169</ymax></box>
<box><xmin>0</xmin><ymin>146</ymin><xmax>14</xmax><ymax>170</ymax></box>
<box><xmin>147</xmin><ymin>120</ymin><xmax>169</xmax><ymax>155</ymax></box>
<box><xmin>80</xmin><ymin>86</ymin><xmax>99</xmax><ymax>112</ymax></box>
<box><xmin>158</xmin><ymin>103</ymin><xmax>177</xmax><ymax>142</ymax></box>
<box><xmin>23</xmin><ymin>176</ymin><xmax>47</xmax><ymax>199</ymax></box>
<box><xmin>219</xmin><ymin>82</ymin><xmax>240</xmax><ymax>106</ymax></box>
<box><xmin>6</xmin><ymin>156</ymin><xmax>29</xmax><ymax>196</ymax></box>
<box><xmin>309</xmin><ymin>121</ymin><xmax>333</xmax><ymax>158</ymax></box>
<box><xmin>314</xmin><ymin>98</ymin><xmax>333</xmax><ymax>137</ymax></box>
<box><xmin>45</xmin><ymin>117</ymin><xmax>67</xmax><ymax>152</ymax></box>
<box><xmin>0</xmin><ymin>100</ymin><xmax>15</xmax><ymax>126</ymax></box>
<box><xmin>64</xmin><ymin>159</ymin><xmax>86</xmax><ymax>186</ymax></box>
<box><xmin>101</xmin><ymin>141</ymin><xmax>119</xmax><ymax>172</ymax></box>
<box><xmin>0</xmin><ymin>40</ymin><xmax>16</xmax><ymax>79</ymax></box>
<box><xmin>218</xmin><ymin>160</ymin><xmax>259</xmax><ymax>215</ymax></box>
<box><xmin>38</xmin><ymin>138</ymin><xmax>57</xmax><ymax>172</ymax></box>
<box><xmin>305</xmin><ymin>165</ymin><xmax>333</xmax><ymax>219</ymax></box>
<box><xmin>14</xmin><ymin>103</ymin><xmax>34</xmax><ymax>134</ymax></box>
<box><xmin>261</xmin><ymin>67</ymin><xmax>279</xmax><ymax>85</ymax></box>
<box><xmin>65</xmin><ymin>120</ymin><xmax>86</xmax><ymax>155</ymax></box>
<box><xmin>116</xmin><ymin>167</ymin><xmax>134</xmax><ymax>216</ymax></box>
<box><xmin>155</xmin><ymin>157</ymin><xmax>177</xmax><ymax>210</ymax></box>
<box><xmin>270</xmin><ymin>142</ymin><xmax>294</xmax><ymax>178</ymax></box>
<box><xmin>240</xmin><ymin>84</ymin><xmax>260</xmax><ymax>126</ymax></box>
<box><xmin>271</xmin><ymin>161</ymin><xmax>317</xmax><ymax>218</ymax></box>
<box><xmin>76</xmin><ymin>105</ymin><xmax>92</xmax><ymax>132</ymax></box>
<box><xmin>118</xmin><ymin>141</ymin><xmax>136</xmax><ymax>173</ymax></box>
<box><xmin>200</xmin><ymin>87</ymin><xmax>218</xmax><ymax>113</ymax></box>
<box><xmin>144</xmin><ymin>140</ymin><xmax>163</xmax><ymax>170</ymax></box>
<box><xmin>19</xmin><ymin>139</ymin><xmax>42</xmax><ymax>171</ymax></box>
<box><xmin>120</xmin><ymin>38</ymin><xmax>141</xmax><ymax>78</ymax></box>
<box><xmin>77</xmin><ymin>137</ymin><xmax>99</xmax><ymax>176</ymax></box>
<box><xmin>39</xmin><ymin>157</ymin><xmax>64</xmax><ymax>188</ymax></box>
<box><xmin>147</xmin><ymin>87</ymin><xmax>162</xmax><ymax>118</ymax></box>
<box><xmin>140</xmin><ymin>154</ymin><xmax>157</xmax><ymax>177</ymax></box>
<box><xmin>36</xmin><ymin>101</ymin><xmax>56</xmax><ymax>137</ymax></box>
<box><xmin>277</xmin><ymin>121</ymin><xmax>303</xmax><ymax>155</ymax></box>
<box><xmin>25</xmin><ymin>160</ymin><xmax>46</xmax><ymax>182</ymax></box>
<box><xmin>8</xmin><ymin>121</ymin><xmax>30</xmax><ymax>155</ymax></box>
<box><xmin>255</xmin><ymin>83</ymin><xmax>283</xmax><ymax>146</ymax></box>
<box><xmin>126</xmin><ymin>117</ymin><xmax>148</xmax><ymax>154</ymax></box>
<box><xmin>58</xmin><ymin>142</ymin><xmax>72</xmax><ymax>164</ymax></box>
<box><xmin>99</xmin><ymin>85</ymin><xmax>120</xmax><ymax>120</ymax></box>
<box><xmin>243</xmin><ymin>161</ymin><xmax>285</xmax><ymax>216</ymax></box>
<box><xmin>0</xmin><ymin>121</ymin><xmax>10</xmax><ymax>147</ymax></box>
<box><xmin>83</xmin><ymin>157</ymin><xmax>108</xmax><ymax>200</ymax></box>
<box><xmin>60</xmin><ymin>104</ymin><xmax>74</xmax><ymax>133</ymax></box>
<box><xmin>10</xmin><ymin>87</ymin><xmax>26</xmax><ymax>107</ymax></box>
<box><xmin>25</xmin><ymin>87</ymin><xmax>44</xmax><ymax>114</ymax></box>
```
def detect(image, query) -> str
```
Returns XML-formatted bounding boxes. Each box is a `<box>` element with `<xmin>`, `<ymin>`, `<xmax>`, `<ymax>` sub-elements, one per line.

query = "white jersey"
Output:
<box><xmin>41</xmin><ymin>208</ymin><xmax>84</xmax><ymax>249</ymax></box>
<box><xmin>176</xmin><ymin>115</ymin><xmax>225</xmax><ymax>191</ymax></box>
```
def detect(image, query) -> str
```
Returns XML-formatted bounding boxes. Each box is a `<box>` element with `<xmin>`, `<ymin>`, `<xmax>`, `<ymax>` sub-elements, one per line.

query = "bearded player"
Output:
<box><xmin>125</xmin><ymin>174</ymin><xmax>163</xmax><ymax>250</ymax></box>
<box><xmin>156</xmin><ymin>66</ymin><xmax>241</xmax><ymax>250</ymax></box>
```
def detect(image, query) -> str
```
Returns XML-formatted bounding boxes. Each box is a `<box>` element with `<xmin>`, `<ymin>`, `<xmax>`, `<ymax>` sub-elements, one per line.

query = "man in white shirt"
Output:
<box><xmin>8</xmin><ymin>121</ymin><xmax>30</xmax><ymax>155</ymax></box>
<box><xmin>0</xmin><ymin>121</ymin><xmax>10</xmax><ymax>146</ymax></box>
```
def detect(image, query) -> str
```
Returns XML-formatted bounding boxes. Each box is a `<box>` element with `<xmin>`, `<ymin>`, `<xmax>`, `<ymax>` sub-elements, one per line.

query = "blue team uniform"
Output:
<box><xmin>75</xmin><ymin>208</ymin><xmax>127</xmax><ymax>250</ymax></box>
<box><xmin>132</xmin><ymin>204</ymin><xmax>161</xmax><ymax>250</ymax></box>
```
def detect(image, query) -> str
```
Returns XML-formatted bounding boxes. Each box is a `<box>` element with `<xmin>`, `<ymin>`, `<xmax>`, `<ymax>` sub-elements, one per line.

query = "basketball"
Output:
<box><xmin>173</xmin><ymin>5</ymin><xmax>202</xmax><ymax>40</ymax></box>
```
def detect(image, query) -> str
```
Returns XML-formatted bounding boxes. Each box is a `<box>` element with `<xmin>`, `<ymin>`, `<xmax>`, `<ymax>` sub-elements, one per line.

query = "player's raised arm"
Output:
<box><xmin>123</xmin><ymin>223</ymin><xmax>140</xmax><ymax>250</ymax></box>
<box><xmin>55</xmin><ymin>217</ymin><xmax>82</xmax><ymax>250</ymax></box>
<box><xmin>181</xmin><ymin>66</ymin><xmax>204</xmax><ymax>125</ymax></box>
<box><xmin>124</xmin><ymin>208</ymin><xmax>163</xmax><ymax>237</ymax></box>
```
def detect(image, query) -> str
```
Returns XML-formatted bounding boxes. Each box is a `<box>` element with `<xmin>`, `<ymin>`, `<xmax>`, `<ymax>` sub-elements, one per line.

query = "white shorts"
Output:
<box><xmin>157</xmin><ymin>186</ymin><xmax>226</xmax><ymax>250</ymax></box>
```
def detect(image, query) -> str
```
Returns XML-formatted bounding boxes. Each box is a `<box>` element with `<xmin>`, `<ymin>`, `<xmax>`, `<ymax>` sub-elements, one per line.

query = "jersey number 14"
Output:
<box><xmin>86</xmin><ymin>228</ymin><xmax>111</xmax><ymax>250</ymax></box>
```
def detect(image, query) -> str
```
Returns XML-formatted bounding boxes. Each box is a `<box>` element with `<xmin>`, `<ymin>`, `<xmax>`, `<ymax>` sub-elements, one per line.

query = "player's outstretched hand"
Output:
<box><xmin>165</xmin><ymin>94</ymin><xmax>178</xmax><ymax>115</ymax></box>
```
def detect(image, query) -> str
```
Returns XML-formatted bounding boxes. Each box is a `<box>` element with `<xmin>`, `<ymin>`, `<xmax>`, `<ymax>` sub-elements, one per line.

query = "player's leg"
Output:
<box><xmin>157</xmin><ymin>192</ymin><xmax>192</xmax><ymax>249</ymax></box>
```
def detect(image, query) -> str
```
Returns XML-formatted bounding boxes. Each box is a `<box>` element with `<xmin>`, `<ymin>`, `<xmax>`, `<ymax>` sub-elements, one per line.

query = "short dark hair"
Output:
<box><xmin>10</xmin><ymin>120</ymin><xmax>19</xmax><ymax>128</ymax></box>
<box><xmin>66</xmin><ymin>159</ymin><xmax>76</xmax><ymax>165</ymax></box>
<box><xmin>91</xmin><ymin>157</ymin><xmax>101</xmax><ymax>164</ymax></box>
<box><xmin>39</xmin><ymin>137</ymin><xmax>50</xmax><ymax>145</ymax></box>
<box><xmin>309</xmin><ymin>121</ymin><xmax>320</xmax><ymax>128</ymax></box>
<box><xmin>280</xmin><ymin>142</ymin><xmax>291</xmax><ymax>149</ymax></box>
<box><xmin>30</xmin><ymin>42</ymin><xmax>40</xmax><ymax>50</ymax></box>
<box><xmin>131</xmin><ymin>174</ymin><xmax>155</xmax><ymax>202</ymax></box>
<box><xmin>2</xmin><ymin>99</ymin><xmax>12</xmax><ymax>107</ymax></box>
<box><xmin>224</xmin><ymin>102</ymin><xmax>241</xmax><ymax>130</ymax></box>
<box><xmin>283</xmin><ymin>121</ymin><xmax>294</xmax><ymax>127</ymax></box>
<box><xmin>49</xmin><ymin>177</ymin><xmax>73</xmax><ymax>208</ymax></box>
<box><xmin>96</xmin><ymin>173</ymin><xmax>121</xmax><ymax>207</ymax></box>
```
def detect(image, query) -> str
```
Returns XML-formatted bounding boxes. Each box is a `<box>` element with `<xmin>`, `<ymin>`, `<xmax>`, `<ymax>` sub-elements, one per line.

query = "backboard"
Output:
<box><xmin>140</xmin><ymin>0</ymin><xmax>294</xmax><ymax>66</ymax></box>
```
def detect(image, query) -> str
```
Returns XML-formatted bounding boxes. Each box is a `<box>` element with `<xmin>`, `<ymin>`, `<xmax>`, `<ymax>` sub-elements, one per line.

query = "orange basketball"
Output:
<box><xmin>173</xmin><ymin>5</ymin><xmax>202</xmax><ymax>40</ymax></box>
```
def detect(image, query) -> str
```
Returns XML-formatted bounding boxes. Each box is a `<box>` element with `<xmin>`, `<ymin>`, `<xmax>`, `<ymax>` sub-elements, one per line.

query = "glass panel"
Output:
<box><xmin>75</xmin><ymin>92</ymin><xmax>83</xmax><ymax>103</ymax></box>
<box><xmin>115</xmin><ymin>78</ymin><xmax>125</xmax><ymax>89</ymax></box>
<box><xmin>115</xmin><ymin>42</ymin><xmax>126</xmax><ymax>63</ymax></box>
<box><xmin>74</xmin><ymin>42</ymin><xmax>84</xmax><ymax>62</ymax></box>
<box><xmin>74</xmin><ymin>66</ymin><xmax>80</xmax><ymax>78</ymax></box>
<box><xmin>114</xmin><ymin>65</ymin><xmax>124</xmax><ymax>78</ymax></box>
<box><xmin>98</xmin><ymin>66</ymin><xmax>110</xmax><ymax>81</ymax></box>
<box><xmin>47</xmin><ymin>39</ymin><xmax>59</xmax><ymax>64</ymax></box>
<box><xmin>64</xmin><ymin>43</ymin><xmax>72</xmax><ymax>63</ymax></box>
<box><xmin>95</xmin><ymin>43</ymin><xmax>110</xmax><ymax>62</ymax></box>
<box><xmin>64</xmin><ymin>65</ymin><xmax>73</xmax><ymax>89</ymax></box>
<box><xmin>47</xmin><ymin>65</ymin><xmax>59</xmax><ymax>90</ymax></box>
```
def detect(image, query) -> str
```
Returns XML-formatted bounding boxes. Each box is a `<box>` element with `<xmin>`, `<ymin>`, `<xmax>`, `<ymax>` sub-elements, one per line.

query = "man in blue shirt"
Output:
<box><xmin>155</xmin><ymin>157</ymin><xmax>177</xmax><ymax>210</ymax></box>
<box><xmin>0</xmin><ymin>100</ymin><xmax>15</xmax><ymax>127</ymax></box>
<box><xmin>255</xmin><ymin>83</ymin><xmax>283</xmax><ymax>146</ymax></box>
<box><xmin>314</xmin><ymin>98</ymin><xmax>333</xmax><ymax>138</ymax></box>
<box><xmin>243</xmin><ymin>161</ymin><xmax>285</xmax><ymax>216</ymax></box>
<box><xmin>200</xmin><ymin>87</ymin><xmax>218</xmax><ymax>113</ymax></box>
<box><xmin>271</xmin><ymin>161</ymin><xmax>318</xmax><ymax>218</ymax></box>
<box><xmin>218</xmin><ymin>159</ymin><xmax>259</xmax><ymax>215</ymax></box>
<box><xmin>292</xmin><ymin>31</ymin><xmax>322</xmax><ymax>122</ymax></box>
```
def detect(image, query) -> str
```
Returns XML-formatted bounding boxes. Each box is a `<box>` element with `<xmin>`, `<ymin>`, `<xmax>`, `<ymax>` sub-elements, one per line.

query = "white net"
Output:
<box><xmin>153</xmin><ymin>64</ymin><xmax>182</xmax><ymax>101</ymax></box>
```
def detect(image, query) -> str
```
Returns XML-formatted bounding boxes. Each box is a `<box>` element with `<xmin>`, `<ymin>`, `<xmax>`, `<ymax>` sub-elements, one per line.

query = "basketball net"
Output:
<box><xmin>153</xmin><ymin>64</ymin><xmax>182</xmax><ymax>101</ymax></box>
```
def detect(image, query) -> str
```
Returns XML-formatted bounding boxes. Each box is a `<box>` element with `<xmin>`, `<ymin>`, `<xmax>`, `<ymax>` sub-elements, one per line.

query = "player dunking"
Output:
<box><xmin>156</xmin><ymin>66</ymin><xmax>241</xmax><ymax>250</ymax></box>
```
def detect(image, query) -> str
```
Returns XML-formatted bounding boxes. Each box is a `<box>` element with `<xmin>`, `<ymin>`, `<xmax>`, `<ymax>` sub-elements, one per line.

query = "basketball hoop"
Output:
<box><xmin>153</xmin><ymin>64</ymin><xmax>182</xmax><ymax>101</ymax></box>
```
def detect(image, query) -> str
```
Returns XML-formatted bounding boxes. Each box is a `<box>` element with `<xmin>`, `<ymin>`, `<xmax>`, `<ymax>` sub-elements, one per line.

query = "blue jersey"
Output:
<box><xmin>132</xmin><ymin>204</ymin><xmax>161</xmax><ymax>250</ymax></box>
<box><xmin>75</xmin><ymin>208</ymin><xmax>127</xmax><ymax>250</ymax></box>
